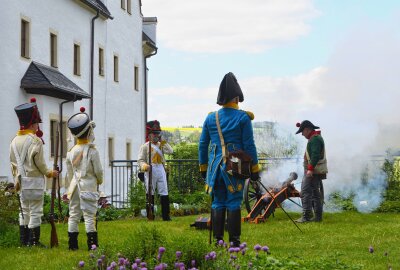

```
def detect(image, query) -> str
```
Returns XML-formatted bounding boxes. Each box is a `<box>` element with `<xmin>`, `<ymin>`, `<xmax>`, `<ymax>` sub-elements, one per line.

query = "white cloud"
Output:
<box><xmin>142</xmin><ymin>0</ymin><xmax>319</xmax><ymax>53</ymax></box>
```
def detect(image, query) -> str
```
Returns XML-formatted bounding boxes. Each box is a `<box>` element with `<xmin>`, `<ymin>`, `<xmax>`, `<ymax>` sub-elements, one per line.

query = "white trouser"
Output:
<box><xmin>19</xmin><ymin>197</ymin><xmax>44</xmax><ymax>228</ymax></box>
<box><xmin>68</xmin><ymin>188</ymin><xmax>97</xmax><ymax>233</ymax></box>
<box><xmin>144</xmin><ymin>164</ymin><xmax>168</xmax><ymax>196</ymax></box>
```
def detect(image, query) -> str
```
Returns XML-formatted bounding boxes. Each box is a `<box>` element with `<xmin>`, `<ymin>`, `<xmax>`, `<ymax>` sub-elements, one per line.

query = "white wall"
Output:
<box><xmin>0</xmin><ymin>0</ymin><xmax>148</xmax><ymax>195</ymax></box>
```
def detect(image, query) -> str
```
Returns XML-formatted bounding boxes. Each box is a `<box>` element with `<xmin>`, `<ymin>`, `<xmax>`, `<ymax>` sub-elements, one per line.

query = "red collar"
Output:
<box><xmin>307</xmin><ymin>130</ymin><xmax>321</xmax><ymax>140</ymax></box>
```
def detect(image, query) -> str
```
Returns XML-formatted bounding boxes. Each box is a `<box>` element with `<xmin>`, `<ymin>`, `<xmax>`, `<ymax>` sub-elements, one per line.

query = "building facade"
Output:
<box><xmin>0</xmin><ymin>0</ymin><xmax>157</xmax><ymax>195</ymax></box>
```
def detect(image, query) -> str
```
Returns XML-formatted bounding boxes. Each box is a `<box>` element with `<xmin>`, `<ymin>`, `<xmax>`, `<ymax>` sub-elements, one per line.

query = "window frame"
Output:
<box><xmin>134</xmin><ymin>65</ymin><xmax>139</xmax><ymax>91</ymax></box>
<box><xmin>99</xmin><ymin>46</ymin><xmax>104</xmax><ymax>76</ymax></box>
<box><xmin>50</xmin><ymin>31</ymin><xmax>58</xmax><ymax>68</ymax></box>
<box><xmin>73</xmin><ymin>43</ymin><xmax>81</xmax><ymax>76</ymax></box>
<box><xmin>20</xmin><ymin>17</ymin><xmax>30</xmax><ymax>59</ymax></box>
<box><xmin>113</xmin><ymin>54</ymin><xmax>119</xmax><ymax>82</ymax></box>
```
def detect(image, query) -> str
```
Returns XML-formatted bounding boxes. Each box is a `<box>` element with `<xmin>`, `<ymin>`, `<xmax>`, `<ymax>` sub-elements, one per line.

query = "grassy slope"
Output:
<box><xmin>1</xmin><ymin>211</ymin><xmax>399</xmax><ymax>269</ymax></box>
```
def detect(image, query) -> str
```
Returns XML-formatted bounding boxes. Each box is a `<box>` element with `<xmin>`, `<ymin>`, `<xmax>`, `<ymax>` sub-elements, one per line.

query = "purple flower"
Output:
<box><xmin>161</xmin><ymin>263</ymin><xmax>168</xmax><ymax>269</ymax></box>
<box><xmin>218</xmin><ymin>240</ymin><xmax>224</xmax><ymax>246</ymax></box>
<box><xmin>241</xmin><ymin>248</ymin><xmax>246</xmax><ymax>255</ymax></box>
<box><xmin>205</xmin><ymin>254</ymin><xmax>210</xmax><ymax>261</ymax></box>
<box><xmin>159</xmin><ymin>247</ymin><xmax>166</xmax><ymax>254</ymax></box>
<box><xmin>241</xmin><ymin>242</ymin><xmax>247</xmax><ymax>248</ymax></box>
<box><xmin>369</xmin><ymin>246</ymin><xmax>374</xmax><ymax>253</ymax></box>
<box><xmin>107</xmin><ymin>267</ymin><xmax>112</xmax><ymax>270</ymax></box>
<box><xmin>191</xmin><ymin>260</ymin><xmax>196</xmax><ymax>267</ymax></box>
<box><xmin>209</xmin><ymin>251</ymin><xmax>216</xmax><ymax>260</ymax></box>
<box><xmin>135</xmin><ymin>258</ymin><xmax>141</xmax><ymax>264</ymax></box>
<box><xmin>176</xmin><ymin>251</ymin><xmax>182</xmax><ymax>259</ymax></box>
<box><xmin>131</xmin><ymin>263</ymin><xmax>138</xmax><ymax>270</ymax></box>
<box><xmin>119</xmin><ymin>258</ymin><xmax>126</xmax><ymax>266</ymax></box>
<box><xmin>155</xmin><ymin>265</ymin><xmax>162</xmax><ymax>270</ymax></box>
<box><xmin>120</xmin><ymin>267</ymin><xmax>126</xmax><ymax>270</ymax></box>
<box><xmin>101</xmin><ymin>255</ymin><xmax>106</xmax><ymax>260</ymax></box>
<box><xmin>262</xmin><ymin>246</ymin><xmax>270</xmax><ymax>253</ymax></box>
<box><xmin>230</xmin><ymin>255</ymin><xmax>237</xmax><ymax>260</ymax></box>
<box><xmin>140</xmin><ymin>262</ymin><xmax>147</xmax><ymax>268</ymax></box>
<box><xmin>228</xmin><ymin>247</ymin><xmax>235</xmax><ymax>253</ymax></box>
<box><xmin>91</xmin><ymin>244</ymin><xmax>97</xmax><ymax>250</ymax></box>
<box><xmin>78</xmin><ymin>261</ymin><xmax>85</xmax><ymax>267</ymax></box>
<box><xmin>97</xmin><ymin>259</ymin><xmax>103</xmax><ymax>266</ymax></box>
<box><xmin>254</xmin><ymin>244</ymin><xmax>262</xmax><ymax>251</ymax></box>
<box><xmin>110</xmin><ymin>261</ymin><xmax>117</xmax><ymax>269</ymax></box>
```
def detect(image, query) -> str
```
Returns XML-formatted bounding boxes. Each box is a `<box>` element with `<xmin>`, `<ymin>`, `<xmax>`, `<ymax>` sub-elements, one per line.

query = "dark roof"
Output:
<box><xmin>20</xmin><ymin>61</ymin><xmax>91</xmax><ymax>101</ymax></box>
<box><xmin>80</xmin><ymin>0</ymin><xmax>113</xmax><ymax>19</ymax></box>
<box><xmin>142</xmin><ymin>32</ymin><xmax>157</xmax><ymax>49</ymax></box>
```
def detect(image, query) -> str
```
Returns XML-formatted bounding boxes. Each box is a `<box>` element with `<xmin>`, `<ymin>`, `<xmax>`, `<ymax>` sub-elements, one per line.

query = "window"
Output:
<box><xmin>99</xmin><ymin>47</ymin><xmax>104</xmax><ymax>76</ymax></box>
<box><xmin>126</xmin><ymin>142</ymin><xmax>131</xmax><ymax>160</ymax></box>
<box><xmin>50</xmin><ymin>33</ymin><xmax>58</xmax><ymax>67</ymax></box>
<box><xmin>108</xmin><ymin>137</ymin><xmax>114</xmax><ymax>165</ymax></box>
<box><xmin>134</xmin><ymin>66</ymin><xmax>139</xmax><ymax>91</ymax></box>
<box><xmin>127</xmin><ymin>0</ymin><xmax>132</xmax><ymax>14</ymax></box>
<box><xmin>50</xmin><ymin>120</ymin><xmax>68</xmax><ymax>158</ymax></box>
<box><xmin>121</xmin><ymin>0</ymin><xmax>125</xmax><ymax>10</ymax></box>
<box><xmin>21</xmin><ymin>19</ymin><xmax>30</xmax><ymax>58</ymax></box>
<box><xmin>73</xmin><ymin>43</ymin><xmax>81</xmax><ymax>76</ymax></box>
<box><xmin>113</xmin><ymin>55</ymin><xmax>119</xmax><ymax>82</ymax></box>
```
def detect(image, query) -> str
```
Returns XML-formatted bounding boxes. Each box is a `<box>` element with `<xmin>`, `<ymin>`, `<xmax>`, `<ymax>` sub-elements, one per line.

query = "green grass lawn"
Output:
<box><xmin>1</xmin><ymin>211</ymin><xmax>399</xmax><ymax>269</ymax></box>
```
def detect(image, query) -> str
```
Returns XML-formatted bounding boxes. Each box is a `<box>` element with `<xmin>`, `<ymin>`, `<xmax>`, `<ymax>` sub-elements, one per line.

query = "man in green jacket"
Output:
<box><xmin>295</xmin><ymin>120</ymin><xmax>328</xmax><ymax>223</ymax></box>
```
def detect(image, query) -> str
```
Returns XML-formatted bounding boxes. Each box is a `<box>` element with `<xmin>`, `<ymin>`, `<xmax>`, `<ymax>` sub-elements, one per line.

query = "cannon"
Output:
<box><xmin>243</xmin><ymin>172</ymin><xmax>301</xmax><ymax>224</ymax></box>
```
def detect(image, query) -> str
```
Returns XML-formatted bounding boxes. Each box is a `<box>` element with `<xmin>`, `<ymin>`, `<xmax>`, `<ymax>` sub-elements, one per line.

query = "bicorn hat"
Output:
<box><xmin>295</xmin><ymin>120</ymin><xmax>320</xmax><ymax>134</ymax></box>
<box><xmin>216</xmin><ymin>72</ymin><xmax>244</xmax><ymax>105</ymax></box>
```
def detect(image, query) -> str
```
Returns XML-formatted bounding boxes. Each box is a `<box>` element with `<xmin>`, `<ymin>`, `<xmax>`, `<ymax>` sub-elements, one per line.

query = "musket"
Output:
<box><xmin>49</xmin><ymin>123</ymin><xmax>60</xmax><ymax>247</ymax></box>
<box><xmin>146</xmin><ymin>141</ymin><xmax>155</xmax><ymax>220</ymax></box>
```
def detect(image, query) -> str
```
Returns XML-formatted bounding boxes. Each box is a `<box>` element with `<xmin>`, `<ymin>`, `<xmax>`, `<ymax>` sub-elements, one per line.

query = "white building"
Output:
<box><xmin>0</xmin><ymin>0</ymin><xmax>157</xmax><ymax>195</ymax></box>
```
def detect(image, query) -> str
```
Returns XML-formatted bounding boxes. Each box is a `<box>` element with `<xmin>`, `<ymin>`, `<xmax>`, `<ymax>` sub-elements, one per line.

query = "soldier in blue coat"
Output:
<box><xmin>199</xmin><ymin>72</ymin><xmax>260</xmax><ymax>247</ymax></box>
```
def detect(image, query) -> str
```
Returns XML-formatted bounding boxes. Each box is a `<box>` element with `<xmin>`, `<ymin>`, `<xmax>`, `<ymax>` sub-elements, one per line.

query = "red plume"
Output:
<box><xmin>296</xmin><ymin>122</ymin><xmax>301</xmax><ymax>127</ymax></box>
<box><xmin>30</xmin><ymin>97</ymin><xmax>36</xmax><ymax>103</ymax></box>
<box><xmin>80</xmin><ymin>107</ymin><xmax>86</xmax><ymax>112</ymax></box>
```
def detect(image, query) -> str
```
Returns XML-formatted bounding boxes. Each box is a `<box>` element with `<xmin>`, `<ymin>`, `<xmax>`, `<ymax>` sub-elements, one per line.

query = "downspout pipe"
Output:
<box><xmin>90</xmin><ymin>10</ymin><xmax>100</xmax><ymax>120</ymax></box>
<box><xmin>144</xmin><ymin>48</ymin><xmax>158</xmax><ymax>132</ymax></box>
<box><xmin>59</xmin><ymin>95</ymin><xmax>78</xmax><ymax>172</ymax></box>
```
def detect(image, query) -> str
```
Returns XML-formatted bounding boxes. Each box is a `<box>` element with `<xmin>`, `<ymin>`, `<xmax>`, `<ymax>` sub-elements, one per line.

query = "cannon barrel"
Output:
<box><xmin>281</xmin><ymin>172</ymin><xmax>298</xmax><ymax>187</ymax></box>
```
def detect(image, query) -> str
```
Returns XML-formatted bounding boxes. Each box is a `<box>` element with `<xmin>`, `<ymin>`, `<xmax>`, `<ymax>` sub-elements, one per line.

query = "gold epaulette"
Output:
<box><xmin>244</xmin><ymin>110</ymin><xmax>254</xmax><ymax>120</ymax></box>
<box><xmin>208</xmin><ymin>111</ymin><xmax>214</xmax><ymax>115</ymax></box>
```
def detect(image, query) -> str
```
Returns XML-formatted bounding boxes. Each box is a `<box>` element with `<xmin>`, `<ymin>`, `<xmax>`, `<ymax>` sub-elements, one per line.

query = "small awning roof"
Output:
<box><xmin>20</xmin><ymin>61</ymin><xmax>91</xmax><ymax>101</ymax></box>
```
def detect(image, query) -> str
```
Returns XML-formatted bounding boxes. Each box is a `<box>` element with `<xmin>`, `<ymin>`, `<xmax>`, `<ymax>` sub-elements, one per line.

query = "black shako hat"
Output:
<box><xmin>14</xmin><ymin>97</ymin><xmax>42</xmax><ymax>129</ymax></box>
<box><xmin>146</xmin><ymin>120</ymin><xmax>161</xmax><ymax>134</ymax></box>
<box><xmin>216</xmin><ymin>72</ymin><xmax>244</xmax><ymax>105</ymax></box>
<box><xmin>67</xmin><ymin>107</ymin><xmax>92</xmax><ymax>138</ymax></box>
<box><xmin>295</xmin><ymin>120</ymin><xmax>320</xmax><ymax>134</ymax></box>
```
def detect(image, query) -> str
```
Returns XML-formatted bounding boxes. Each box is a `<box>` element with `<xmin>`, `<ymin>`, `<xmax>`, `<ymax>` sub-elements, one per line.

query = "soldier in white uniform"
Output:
<box><xmin>138</xmin><ymin>120</ymin><xmax>173</xmax><ymax>221</ymax></box>
<box><xmin>65</xmin><ymin>107</ymin><xmax>103</xmax><ymax>250</ymax></box>
<box><xmin>10</xmin><ymin>97</ymin><xmax>59</xmax><ymax>246</ymax></box>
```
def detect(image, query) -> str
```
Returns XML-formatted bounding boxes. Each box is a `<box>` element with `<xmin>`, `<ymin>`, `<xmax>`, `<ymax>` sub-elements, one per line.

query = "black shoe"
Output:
<box><xmin>19</xmin><ymin>225</ymin><xmax>29</xmax><ymax>247</ymax></box>
<box><xmin>87</xmin><ymin>232</ymin><xmax>98</xmax><ymax>251</ymax></box>
<box><xmin>29</xmin><ymin>227</ymin><xmax>47</xmax><ymax>248</ymax></box>
<box><xmin>68</xmin><ymin>232</ymin><xmax>79</xmax><ymax>250</ymax></box>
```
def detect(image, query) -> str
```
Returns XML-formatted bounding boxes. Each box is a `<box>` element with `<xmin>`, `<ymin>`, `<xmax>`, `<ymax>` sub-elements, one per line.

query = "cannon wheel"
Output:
<box><xmin>243</xmin><ymin>179</ymin><xmax>263</xmax><ymax>213</ymax></box>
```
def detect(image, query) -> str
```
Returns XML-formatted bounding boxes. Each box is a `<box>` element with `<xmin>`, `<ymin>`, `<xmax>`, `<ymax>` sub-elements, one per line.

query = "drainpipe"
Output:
<box><xmin>144</xmin><ymin>48</ymin><xmax>158</xmax><ymax>134</ymax></box>
<box><xmin>59</xmin><ymin>95</ymin><xmax>77</xmax><ymax>172</ymax></box>
<box><xmin>90</xmin><ymin>10</ymin><xmax>99</xmax><ymax>120</ymax></box>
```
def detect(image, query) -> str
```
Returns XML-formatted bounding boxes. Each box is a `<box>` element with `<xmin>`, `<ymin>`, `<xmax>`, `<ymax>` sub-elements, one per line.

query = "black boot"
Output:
<box><xmin>19</xmin><ymin>225</ymin><xmax>29</xmax><ymax>247</ymax></box>
<box><xmin>87</xmin><ymin>232</ymin><xmax>98</xmax><ymax>251</ymax></box>
<box><xmin>227</xmin><ymin>209</ymin><xmax>241</xmax><ymax>247</ymax></box>
<box><xmin>295</xmin><ymin>210</ymin><xmax>313</xmax><ymax>223</ymax></box>
<box><xmin>160</xmin><ymin>195</ymin><xmax>171</xmax><ymax>221</ymax></box>
<box><xmin>68</xmin><ymin>232</ymin><xmax>79</xmax><ymax>250</ymax></box>
<box><xmin>212</xmin><ymin>208</ymin><xmax>226</xmax><ymax>244</ymax></box>
<box><xmin>29</xmin><ymin>226</ymin><xmax>46</xmax><ymax>247</ymax></box>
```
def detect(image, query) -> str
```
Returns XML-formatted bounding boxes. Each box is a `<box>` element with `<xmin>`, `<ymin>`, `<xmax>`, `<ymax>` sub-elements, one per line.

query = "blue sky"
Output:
<box><xmin>142</xmin><ymin>1</ymin><xmax>400</xmax><ymax>138</ymax></box>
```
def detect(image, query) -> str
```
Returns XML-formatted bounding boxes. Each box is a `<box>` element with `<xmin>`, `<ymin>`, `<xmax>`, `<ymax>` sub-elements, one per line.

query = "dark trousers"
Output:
<box><xmin>301</xmin><ymin>174</ymin><xmax>323</xmax><ymax>215</ymax></box>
